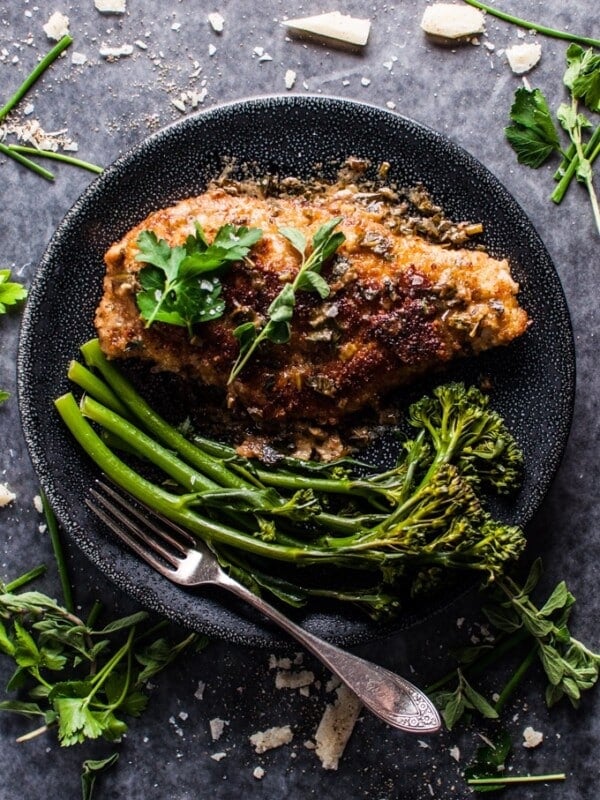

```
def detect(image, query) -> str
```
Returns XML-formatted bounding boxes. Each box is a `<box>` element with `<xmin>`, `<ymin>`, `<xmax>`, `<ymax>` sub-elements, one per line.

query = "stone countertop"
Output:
<box><xmin>1</xmin><ymin>2</ymin><xmax>598</xmax><ymax>798</ymax></box>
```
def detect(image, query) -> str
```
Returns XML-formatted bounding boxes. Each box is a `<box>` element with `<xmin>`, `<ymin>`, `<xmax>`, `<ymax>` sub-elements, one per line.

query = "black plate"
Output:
<box><xmin>18</xmin><ymin>96</ymin><xmax>575</xmax><ymax>647</ymax></box>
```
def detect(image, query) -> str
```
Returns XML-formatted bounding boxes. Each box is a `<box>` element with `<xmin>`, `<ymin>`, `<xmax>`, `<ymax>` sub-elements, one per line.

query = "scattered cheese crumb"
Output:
<box><xmin>33</xmin><ymin>495</ymin><xmax>44</xmax><ymax>513</ymax></box>
<box><xmin>269</xmin><ymin>655</ymin><xmax>292</xmax><ymax>670</ymax></box>
<box><xmin>314</xmin><ymin>684</ymin><xmax>362</xmax><ymax>770</ymax></box>
<box><xmin>135</xmin><ymin>39</ymin><xmax>148</xmax><ymax>50</ymax></box>
<box><xmin>71</xmin><ymin>52</ymin><xmax>87</xmax><ymax>66</ymax></box>
<box><xmin>208</xmin><ymin>12</ymin><xmax>225</xmax><ymax>33</ymax></box>
<box><xmin>304</xmin><ymin>739</ymin><xmax>316</xmax><ymax>750</ymax></box>
<box><xmin>386</xmin><ymin>100</ymin><xmax>396</xmax><ymax>110</ymax></box>
<box><xmin>522</xmin><ymin>726</ymin><xmax>544</xmax><ymax>748</ymax></box>
<box><xmin>420</xmin><ymin>4</ymin><xmax>485</xmax><ymax>40</ymax></box>
<box><xmin>94</xmin><ymin>0</ymin><xmax>126</xmax><ymax>13</ymax></box>
<box><xmin>178</xmin><ymin>711</ymin><xmax>188</xmax><ymax>721</ymax></box>
<box><xmin>360</xmin><ymin>77</ymin><xmax>371</xmax><ymax>86</ymax></box>
<box><xmin>194</xmin><ymin>680</ymin><xmax>206</xmax><ymax>700</ymax></box>
<box><xmin>43</xmin><ymin>12</ymin><xmax>70</xmax><ymax>41</ymax></box>
<box><xmin>252</xmin><ymin>766</ymin><xmax>265</xmax><ymax>780</ymax></box>
<box><xmin>283</xmin><ymin>11</ymin><xmax>371</xmax><ymax>47</ymax></box>
<box><xmin>275</xmin><ymin>669</ymin><xmax>314</xmax><ymax>690</ymax></box>
<box><xmin>284</xmin><ymin>69</ymin><xmax>297</xmax><ymax>89</ymax></box>
<box><xmin>505</xmin><ymin>42</ymin><xmax>542</xmax><ymax>74</ymax></box>
<box><xmin>99</xmin><ymin>44</ymin><xmax>134</xmax><ymax>59</ymax></box>
<box><xmin>249</xmin><ymin>725</ymin><xmax>293</xmax><ymax>753</ymax></box>
<box><xmin>0</xmin><ymin>484</ymin><xmax>16</xmax><ymax>507</ymax></box>
<box><xmin>211</xmin><ymin>751</ymin><xmax>227</xmax><ymax>761</ymax></box>
<box><xmin>209</xmin><ymin>718</ymin><xmax>229</xmax><ymax>741</ymax></box>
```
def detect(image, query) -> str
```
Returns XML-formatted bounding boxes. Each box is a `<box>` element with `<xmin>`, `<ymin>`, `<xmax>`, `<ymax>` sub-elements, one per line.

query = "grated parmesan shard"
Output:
<box><xmin>249</xmin><ymin>725</ymin><xmax>294</xmax><ymax>753</ymax></box>
<box><xmin>420</xmin><ymin>4</ymin><xmax>485</xmax><ymax>41</ymax></box>
<box><xmin>505</xmin><ymin>42</ymin><xmax>542</xmax><ymax>74</ymax></box>
<box><xmin>314</xmin><ymin>684</ymin><xmax>362</xmax><ymax>770</ymax></box>
<box><xmin>283</xmin><ymin>11</ymin><xmax>371</xmax><ymax>47</ymax></box>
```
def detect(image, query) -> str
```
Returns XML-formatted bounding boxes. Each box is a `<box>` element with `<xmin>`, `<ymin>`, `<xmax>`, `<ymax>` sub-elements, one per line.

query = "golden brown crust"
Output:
<box><xmin>95</xmin><ymin>186</ymin><xmax>529</xmax><ymax>425</ymax></box>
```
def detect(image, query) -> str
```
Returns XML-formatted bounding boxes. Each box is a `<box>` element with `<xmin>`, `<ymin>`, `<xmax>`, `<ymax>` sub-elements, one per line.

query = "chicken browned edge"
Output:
<box><xmin>95</xmin><ymin>185</ymin><xmax>530</xmax><ymax>427</ymax></box>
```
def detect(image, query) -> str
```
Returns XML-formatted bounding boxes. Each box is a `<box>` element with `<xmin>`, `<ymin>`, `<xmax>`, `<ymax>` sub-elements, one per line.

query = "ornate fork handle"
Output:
<box><xmin>219</xmin><ymin>573</ymin><xmax>441</xmax><ymax>733</ymax></box>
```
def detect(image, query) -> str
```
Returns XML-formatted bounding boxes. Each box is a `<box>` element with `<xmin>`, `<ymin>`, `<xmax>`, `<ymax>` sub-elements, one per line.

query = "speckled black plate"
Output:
<box><xmin>18</xmin><ymin>96</ymin><xmax>575</xmax><ymax>647</ymax></box>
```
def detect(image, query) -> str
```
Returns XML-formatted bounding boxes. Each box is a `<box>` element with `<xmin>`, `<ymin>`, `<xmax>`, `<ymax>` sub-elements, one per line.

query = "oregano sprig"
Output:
<box><xmin>227</xmin><ymin>217</ymin><xmax>345</xmax><ymax>383</ymax></box>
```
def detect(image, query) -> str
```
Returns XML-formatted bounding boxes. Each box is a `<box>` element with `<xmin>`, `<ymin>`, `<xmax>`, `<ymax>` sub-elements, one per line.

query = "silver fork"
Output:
<box><xmin>87</xmin><ymin>481</ymin><xmax>441</xmax><ymax>733</ymax></box>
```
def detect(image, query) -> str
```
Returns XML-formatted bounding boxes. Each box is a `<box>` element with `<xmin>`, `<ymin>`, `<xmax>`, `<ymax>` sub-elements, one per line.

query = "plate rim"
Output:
<box><xmin>17</xmin><ymin>93</ymin><xmax>576</xmax><ymax>647</ymax></box>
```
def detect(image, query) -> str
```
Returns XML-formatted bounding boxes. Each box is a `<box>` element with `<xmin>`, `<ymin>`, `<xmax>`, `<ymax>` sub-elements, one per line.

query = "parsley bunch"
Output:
<box><xmin>135</xmin><ymin>222</ymin><xmax>262</xmax><ymax>336</ymax></box>
<box><xmin>228</xmin><ymin>217</ymin><xmax>345</xmax><ymax>383</ymax></box>
<box><xmin>0</xmin><ymin>573</ymin><xmax>204</xmax><ymax>747</ymax></box>
<box><xmin>505</xmin><ymin>45</ymin><xmax>600</xmax><ymax>234</ymax></box>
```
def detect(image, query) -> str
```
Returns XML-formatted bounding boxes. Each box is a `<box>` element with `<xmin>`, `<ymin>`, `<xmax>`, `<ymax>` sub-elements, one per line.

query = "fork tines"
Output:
<box><xmin>86</xmin><ymin>480</ymin><xmax>195</xmax><ymax>571</ymax></box>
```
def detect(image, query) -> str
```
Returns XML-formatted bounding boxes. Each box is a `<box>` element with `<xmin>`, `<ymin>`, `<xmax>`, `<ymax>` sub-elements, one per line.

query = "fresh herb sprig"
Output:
<box><xmin>227</xmin><ymin>217</ymin><xmax>345</xmax><ymax>384</ymax></box>
<box><xmin>429</xmin><ymin>558</ymin><xmax>600</xmax><ymax>729</ymax></box>
<box><xmin>0</xmin><ymin>269</ymin><xmax>27</xmax><ymax>315</ymax></box>
<box><xmin>135</xmin><ymin>223</ymin><xmax>263</xmax><ymax>336</ymax></box>
<box><xmin>0</xmin><ymin>574</ymin><xmax>205</xmax><ymax>747</ymax></box>
<box><xmin>462</xmin><ymin>0</ymin><xmax>600</xmax><ymax>49</ymax></box>
<box><xmin>505</xmin><ymin>45</ymin><xmax>600</xmax><ymax>234</ymax></box>
<box><xmin>0</xmin><ymin>269</ymin><xmax>27</xmax><ymax>401</ymax></box>
<box><xmin>464</xmin><ymin>730</ymin><xmax>566</xmax><ymax>792</ymax></box>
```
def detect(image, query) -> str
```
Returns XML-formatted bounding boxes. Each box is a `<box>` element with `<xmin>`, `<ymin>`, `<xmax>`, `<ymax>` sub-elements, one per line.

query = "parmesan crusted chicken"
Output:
<box><xmin>96</xmin><ymin>186</ymin><xmax>529</xmax><ymax>425</ymax></box>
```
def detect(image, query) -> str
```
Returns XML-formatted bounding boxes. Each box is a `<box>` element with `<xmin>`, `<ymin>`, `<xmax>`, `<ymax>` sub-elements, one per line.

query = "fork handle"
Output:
<box><xmin>219</xmin><ymin>576</ymin><xmax>440</xmax><ymax>733</ymax></box>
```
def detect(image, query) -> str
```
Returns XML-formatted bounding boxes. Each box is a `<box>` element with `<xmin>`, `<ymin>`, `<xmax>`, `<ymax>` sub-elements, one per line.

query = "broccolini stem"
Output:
<box><xmin>68</xmin><ymin>360</ymin><xmax>131</xmax><ymax>418</ymax></box>
<box><xmin>80</xmin><ymin>340</ymin><xmax>257</xmax><ymax>492</ymax></box>
<box><xmin>55</xmin><ymin>393</ymin><xmax>348</xmax><ymax>564</ymax></box>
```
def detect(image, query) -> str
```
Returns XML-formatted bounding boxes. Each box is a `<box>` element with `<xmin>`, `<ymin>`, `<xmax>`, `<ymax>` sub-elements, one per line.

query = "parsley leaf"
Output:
<box><xmin>505</xmin><ymin>87</ymin><xmax>562</xmax><ymax>167</ymax></box>
<box><xmin>228</xmin><ymin>217</ymin><xmax>345</xmax><ymax>383</ymax></box>
<box><xmin>135</xmin><ymin>223</ymin><xmax>262</xmax><ymax>336</ymax></box>
<box><xmin>0</xmin><ymin>269</ymin><xmax>27</xmax><ymax>314</ymax></box>
<box><xmin>564</xmin><ymin>44</ymin><xmax>600</xmax><ymax>113</ymax></box>
<box><xmin>464</xmin><ymin>730</ymin><xmax>512</xmax><ymax>793</ymax></box>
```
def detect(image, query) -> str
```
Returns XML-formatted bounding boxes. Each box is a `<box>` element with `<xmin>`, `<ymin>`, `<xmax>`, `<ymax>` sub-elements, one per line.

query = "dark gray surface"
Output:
<box><xmin>0</xmin><ymin>2</ymin><xmax>598</xmax><ymax>798</ymax></box>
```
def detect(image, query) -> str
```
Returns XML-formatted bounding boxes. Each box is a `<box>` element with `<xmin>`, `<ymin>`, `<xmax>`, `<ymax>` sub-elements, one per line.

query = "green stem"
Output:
<box><xmin>467</xmin><ymin>774</ymin><xmax>566</xmax><ymax>786</ymax></box>
<box><xmin>80</xmin><ymin>340</ymin><xmax>254</xmax><ymax>492</ymax></box>
<box><xmin>425</xmin><ymin>628</ymin><xmax>530</xmax><ymax>693</ymax></box>
<box><xmin>462</xmin><ymin>1</ymin><xmax>600</xmax><ymax>48</ymax></box>
<box><xmin>4</xmin><ymin>565</ymin><xmax>46</xmax><ymax>593</ymax></box>
<box><xmin>552</xmin><ymin>125</ymin><xmax>600</xmax><ymax>204</ymax></box>
<box><xmin>493</xmin><ymin>643</ymin><xmax>537</xmax><ymax>713</ymax></box>
<box><xmin>6</xmin><ymin>145</ymin><xmax>103</xmax><ymax>174</ymax></box>
<box><xmin>86</xmin><ymin>600</ymin><xmax>103</xmax><ymax>629</ymax></box>
<box><xmin>0</xmin><ymin>35</ymin><xmax>73</xmax><ymax>121</ymax></box>
<box><xmin>68</xmin><ymin>360</ymin><xmax>131</xmax><ymax>418</ymax></box>
<box><xmin>55</xmin><ymin>392</ymin><xmax>339</xmax><ymax>565</ymax></box>
<box><xmin>0</xmin><ymin>141</ymin><xmax>54</xmax><ymax>181</ymax></box>
<box><xmin>88</xmin><ymin>627</ymin><xmax>135</xmax><ymax>701</ymax></box>
<box><xmin>41</xmin><ymin>490</ymin><xmax>75</xmax><ymax>613</ymax></box>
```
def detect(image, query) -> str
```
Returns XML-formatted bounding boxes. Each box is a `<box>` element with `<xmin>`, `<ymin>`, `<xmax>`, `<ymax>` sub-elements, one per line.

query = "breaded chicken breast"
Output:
<box><xmin>95</xmin><ymin>185</ymin><xmax>529</xmax><ymax>424</ymax></box>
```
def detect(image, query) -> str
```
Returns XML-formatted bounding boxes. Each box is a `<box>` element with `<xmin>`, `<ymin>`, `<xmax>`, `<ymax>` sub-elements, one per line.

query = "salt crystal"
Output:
<box><xmin>71</xmin><ymin>52</ymin><xmax>87</xmax><ymax>66</ymax></box>
<box><xmin>386</xmin><ymin>101</ymin><xmax>396</xmax><ymax>109</ymax></box>
<box><xmin>208</xmin><ymin>43</ymin><xmax>217</xmax><ymax>56</ymax></box>
<box><xmin>211</xmin><ymin>752</ymin><xmax>227</xmax><ymax>761</ymax></box>
<box><xmin>33</xmin><ymin>495</ymin><xmax>43</xmax><ymax>513</ymax></box>
<box><xmin>361</xmin><ymin>77</ymin><xmax>371</xmax><ymax>86</ymax></box>
<box><xmin>194</xmin><ymin>680</ymin><xmax>206</xmax><ymax>700</ymax></box>
<box><xmin>252</xmin><ymin>766</ymin><xmax>265</xmax><ymax>780</ymax></box>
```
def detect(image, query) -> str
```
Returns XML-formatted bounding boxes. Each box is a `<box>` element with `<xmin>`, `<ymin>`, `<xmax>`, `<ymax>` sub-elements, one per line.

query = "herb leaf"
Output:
<box><xmin>81</xmin><ymin>753</ymin><xmax>119</xmax><ymax>800</ymax></box>
<box><xmin>0</xmin><ymin>269</ymin><xmax>27</xmax><ymax>314</ymax></box>
<box><xmin>505</xmin><ymin>87</ymin><xmax>562</xmax><ymax>167</ymax></box>
<box><xmin>564</xmin><ymin>44</ymin><xmax>600</xmax><ymax>113</ymax></box>
<box><xmin>135</xmin><ymin>223</ymin><xmax>262</xmax><ymax>336</ymax></box>
<box><xmin>228</xmin><ymin>218</ymin><xmax>345</xmax><ymax>383</ymax></box>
